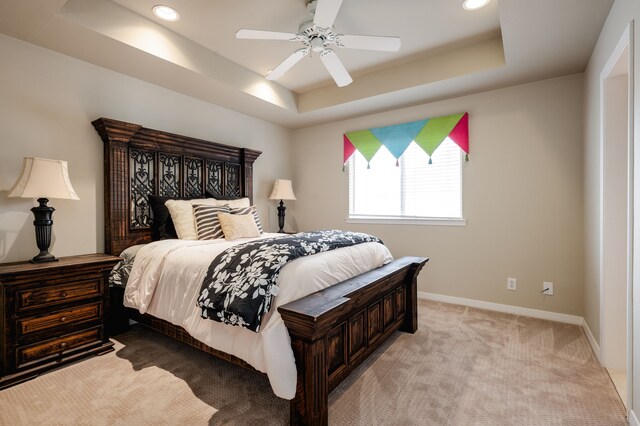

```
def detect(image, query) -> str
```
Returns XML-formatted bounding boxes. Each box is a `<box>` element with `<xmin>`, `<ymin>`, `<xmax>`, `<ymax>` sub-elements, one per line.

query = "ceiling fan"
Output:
<box><xmin>236</xmin><ymin>0</ymin><xmax>401</xmax><ymax>87</ymax></box>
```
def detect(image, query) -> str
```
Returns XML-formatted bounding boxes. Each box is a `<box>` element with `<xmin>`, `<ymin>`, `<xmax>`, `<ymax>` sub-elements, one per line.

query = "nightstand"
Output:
<box><xmin>0</xmin><ymin>253</ymin><xmax>120</xmax><ymax>389</ymax></box>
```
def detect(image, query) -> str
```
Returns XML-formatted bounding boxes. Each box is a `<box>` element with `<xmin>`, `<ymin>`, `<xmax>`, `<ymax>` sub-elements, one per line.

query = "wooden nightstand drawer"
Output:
<box><xmin>17</xmin><ymin>327</ymin><xmax>103</xmax><ymax>369</ymax></box>
<box><xmin>16</xmin><ymin>278</ymin><xmax>103</xmax><ymax>312</ymax></box>
<box><xmin>17</xmin><ymin>302</ymin><xmax>102</xmax><ymax>338</ymax></box>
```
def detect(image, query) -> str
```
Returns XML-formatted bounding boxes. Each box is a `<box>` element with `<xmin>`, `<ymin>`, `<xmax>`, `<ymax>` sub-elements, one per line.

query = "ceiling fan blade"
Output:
<box><xmin>336</xmin><ymin>34</ymin><xmax>401</xmax><ymax>52</ymax></box>
<box><xmin>266</xmin><ymin>48</ymin><xmax>309</xmax><ymax>81</ymax></box>
<box><xmin>313</xmin><ymin>0</ymin><xmax>343</xmax><ymax>29</ymax></box>
<box><xmin>236</xmin><ymin>29</ymin><xmax>299</xmax><ymax>41</ymax></box>
<box><xmin>320</xmin><ymin>49</ymin><xmax>352</xmax><ymax>87</ymax></box>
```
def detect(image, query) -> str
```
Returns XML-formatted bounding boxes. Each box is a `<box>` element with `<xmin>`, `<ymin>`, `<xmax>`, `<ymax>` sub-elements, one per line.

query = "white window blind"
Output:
<box><xmin>349</xmin><ymin>138</ymin><xmax>462</xmax><ymax>219</ymax></box>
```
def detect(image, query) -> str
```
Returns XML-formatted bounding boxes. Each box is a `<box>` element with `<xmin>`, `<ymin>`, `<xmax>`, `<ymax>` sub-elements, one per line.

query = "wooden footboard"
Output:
<box><xmin>279</xmin><ymin>256</ymin><xmax>428</xmax><ymax>426</ymax></box>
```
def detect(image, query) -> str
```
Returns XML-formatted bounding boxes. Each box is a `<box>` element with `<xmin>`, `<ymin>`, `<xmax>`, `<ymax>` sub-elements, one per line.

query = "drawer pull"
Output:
<box><xmin>61</xmin><ymin>292</ymin><xmax>68</xmax><ymax>298</ymax></box>
<box><xmin>60</xmin><ymin>317</ymin><xmax>67</xmax><ymax>323</ymax></box>
<box><xmin>60</xmin><ymin>342</ymin><xmax>67</xmax><ymax>349</ymax></box>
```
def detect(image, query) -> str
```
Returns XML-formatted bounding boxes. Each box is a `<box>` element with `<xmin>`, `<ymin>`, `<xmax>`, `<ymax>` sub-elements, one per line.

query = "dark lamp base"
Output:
<box><xmin>30</xmin><ymin>197</ymin><xmax>58</xmax><ymax>264</ymax></box>
<box><xmin>31</xmin><ymin>253</ymin><xmax>58</xmax><ymax>263</ymax></box>
<box><xmin>276</xmin><ymin>200</ymin><xmax>287</xmax><ymax>233</ymax></box>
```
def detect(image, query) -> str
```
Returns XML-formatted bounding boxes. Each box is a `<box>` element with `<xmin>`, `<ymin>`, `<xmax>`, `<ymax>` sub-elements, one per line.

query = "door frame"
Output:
<box><xmin>599</xmin><ymin>22</ymin><xmax>634</xmax><ymax>409</ymax></box>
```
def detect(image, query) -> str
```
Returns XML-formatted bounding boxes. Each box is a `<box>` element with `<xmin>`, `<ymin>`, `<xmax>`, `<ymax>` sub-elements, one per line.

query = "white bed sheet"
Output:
<box><xmin>123</xmin><ymin>233</ymin><xmax>392</xmax><ymax>399</ymax></box>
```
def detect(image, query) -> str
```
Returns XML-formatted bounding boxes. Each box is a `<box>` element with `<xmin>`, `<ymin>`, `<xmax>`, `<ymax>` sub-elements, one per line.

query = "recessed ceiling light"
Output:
<box><xmin>462</xmin><ymin>0</ymin><xmax>491</xmax><ymax>10</ymax></box>
<box><xmin>152</xmin><ymin>5</ymin><xmax>180</xmax><ymax>21</ymax></box>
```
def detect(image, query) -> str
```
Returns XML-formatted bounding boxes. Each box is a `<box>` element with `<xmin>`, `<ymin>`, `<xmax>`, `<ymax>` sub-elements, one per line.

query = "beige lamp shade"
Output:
<box><xmin>8</xmin><ymin>157</ymin><xmax>79</xmax><ymax>200</ymax></box>
<box><xmin>269</xmin><ymin>179</ymin><xmax>296</xmax><ymax>201</ymax></box>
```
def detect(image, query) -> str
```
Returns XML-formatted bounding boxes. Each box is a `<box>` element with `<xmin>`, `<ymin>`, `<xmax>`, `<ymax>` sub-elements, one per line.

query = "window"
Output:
<box><xmin>348</xmin><ymin>138</ymin><xmax>463</xmax><ymax>222</ymax></box>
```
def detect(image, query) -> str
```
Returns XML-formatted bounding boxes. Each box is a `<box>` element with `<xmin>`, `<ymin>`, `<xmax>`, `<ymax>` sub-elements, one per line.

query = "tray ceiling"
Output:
<box><xmin>0</xmin><ymin>0</ymin><xmax>614</xmax><ymax>128</ymax></box>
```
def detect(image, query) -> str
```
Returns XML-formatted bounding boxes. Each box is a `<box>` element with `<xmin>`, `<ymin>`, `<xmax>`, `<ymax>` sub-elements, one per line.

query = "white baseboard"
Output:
<box><xmin>418</xmin><ymin>291</ymin><xmax>583</xmax><ymax>325</ymax></box>
<box><xmin>630</xmin><ymin>409</ymin><xmax>639</xmax><ymax>426</ymax></box>
<box><xmin>581</xmin><ymin>318</ymin><xmax>602</xmax><ymax>362</ymax></box>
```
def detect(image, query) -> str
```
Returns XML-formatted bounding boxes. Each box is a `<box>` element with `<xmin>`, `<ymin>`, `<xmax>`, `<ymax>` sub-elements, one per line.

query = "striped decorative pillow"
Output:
<box><xmin>230</xmin><ymin>205</ymin><xmax>263</xmax><ymax>233</ymax></box>
<box><xmin>193</xmin><ymin>204</ymin><xmax>230</xmax><ymax>240</ymax></box>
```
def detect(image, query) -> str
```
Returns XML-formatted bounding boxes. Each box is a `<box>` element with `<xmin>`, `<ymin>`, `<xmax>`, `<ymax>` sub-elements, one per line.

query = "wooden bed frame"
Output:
<box><xmin>92</xmin><ymin>117</ymin><xmax>428</xmax><ymax>425</ymax></box>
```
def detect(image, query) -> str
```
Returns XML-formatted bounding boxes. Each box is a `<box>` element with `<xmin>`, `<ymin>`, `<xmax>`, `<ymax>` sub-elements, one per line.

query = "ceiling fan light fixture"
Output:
<box><xmin>152</xmin><ymin>5</ymin><xmax>180</xmax><ymax>21</ymax></box>
<box><xmin>310</xmin><ymin>37</ymin><xmax>325</xmax><ymax>53</ymax></box>
<box><xmin>462</xmin><ymin>0</ymin><xmax>491</xmax><ymax>10</ymax></box>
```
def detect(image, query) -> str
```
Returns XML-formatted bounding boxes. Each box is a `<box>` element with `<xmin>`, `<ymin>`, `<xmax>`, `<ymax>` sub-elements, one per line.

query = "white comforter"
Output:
<box><xmin>123</xmin><ymin>233</ymin><xmax>392</xmax><ymax>399</ymax></box>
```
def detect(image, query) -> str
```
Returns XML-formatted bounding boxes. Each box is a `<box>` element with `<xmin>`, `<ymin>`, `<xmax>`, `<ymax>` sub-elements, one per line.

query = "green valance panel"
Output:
<box><xmin>343</xmin><ymin>112</ymin><xmax>469</xmax><ymax>167</ymax></box>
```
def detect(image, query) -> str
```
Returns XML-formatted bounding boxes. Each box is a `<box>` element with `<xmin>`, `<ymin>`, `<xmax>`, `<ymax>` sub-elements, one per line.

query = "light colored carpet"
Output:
<box><xmin>0</xmin><ymin>300</ymin><xmax>627</xmax><ymax>425</ymax></box>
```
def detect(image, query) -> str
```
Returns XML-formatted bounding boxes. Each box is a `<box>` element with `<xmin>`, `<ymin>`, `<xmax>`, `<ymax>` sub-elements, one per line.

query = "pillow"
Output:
<box><xmin>193</xmin><ymin>204</ymin><xmax>230</xmax><ymax>240</ymax></box>
<box><xmin>230</xmin><ymin>205</ymin><xmax>263</xmax><ymax>234</ymax></box>
<box><xmin>218</xmin><ymin>212</ymin><xmax>261</xmax><ymax>240</ymax></box>
<box><xmin>221</xmin><ymin>197</ymin><xmax>251</xmax><ymax>209</ymax></box>
<box><xmin>149</xmin><ymin>195</ymin><xmax>203</xmax><ymax>240</ymax></box>
<box><xmin>203</xmin><ymin>191</ymin><xmax>252</xmax><ymax>209</ymax></box>
<box><xmin>165</xmin><ymin>198</ymin><xmax>222</xmax><ymax>239</ymax></box>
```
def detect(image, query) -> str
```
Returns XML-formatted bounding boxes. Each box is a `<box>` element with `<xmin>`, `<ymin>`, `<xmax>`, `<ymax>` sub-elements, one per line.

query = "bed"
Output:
<box><xmin>92</xmin><ymin>117</ymin><xmax>427</xmax><ymax>425</ymax></box>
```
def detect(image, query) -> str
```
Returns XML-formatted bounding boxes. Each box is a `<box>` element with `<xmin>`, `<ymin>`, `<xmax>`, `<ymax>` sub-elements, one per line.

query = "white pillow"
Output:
<box><xmin>165</xmin><ymin>198</ymin><xmax>220</xmax><ymax>239</ymax></box>
<box><xmin>220</xmin><ymin>197</ymin><xmax>251</xmax><ymax>209</ymax></box>
<box><xmin>218</xmin><ymin>212</ymin><xmax>261</xmax><ymax>240</ymax></box>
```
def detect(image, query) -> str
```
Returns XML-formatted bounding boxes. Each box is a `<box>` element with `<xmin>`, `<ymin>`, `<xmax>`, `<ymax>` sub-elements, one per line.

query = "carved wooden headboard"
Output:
<box><xmin>92</xmin><ymin>118</ymin><xmax>261</xmax><ymax>256</ymax></box>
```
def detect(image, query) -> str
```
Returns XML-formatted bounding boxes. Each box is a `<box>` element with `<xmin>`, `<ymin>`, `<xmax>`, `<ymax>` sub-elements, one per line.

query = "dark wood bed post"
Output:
<box><xmin>279</xmin><ymin>256</ymin><xmax>427</xmax><ymax>426</ymax></box>
<box><xmin>241</xmin><ymin>148</ymin><xmax>260</xmax><ymax>206</ymax></box>
<box><xmin>94</xmin><ymin>119</ymin><xmax>141</xmax><ymax>255</ymax></box>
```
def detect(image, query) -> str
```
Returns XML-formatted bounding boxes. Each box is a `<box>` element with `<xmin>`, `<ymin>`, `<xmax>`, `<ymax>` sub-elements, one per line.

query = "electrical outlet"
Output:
<box><xmin>542</xmin><ymin>281</ymin><xmax>554</xmax><ymax>295</ymax></box>
<box><xmin>507</xmin><ymin>277</ymin><xmax>517</xmax><ymax>291</ymax></box>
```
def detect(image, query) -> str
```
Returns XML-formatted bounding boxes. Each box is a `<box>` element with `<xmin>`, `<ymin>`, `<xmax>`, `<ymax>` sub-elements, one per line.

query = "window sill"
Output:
<box><xmin>346</xmin><ymin>216</ymin><xmax>467</xmax><ymax>226</ymax></box>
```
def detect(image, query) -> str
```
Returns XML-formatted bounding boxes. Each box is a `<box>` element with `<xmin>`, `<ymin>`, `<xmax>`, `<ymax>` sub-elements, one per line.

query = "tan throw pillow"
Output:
<box><xmin>218</xmin><ymin>212</ymin><xmax>261</xmax><ymax>240</ymax></box>
<box><xmin>230</xmin><ymin>205</ymin><xmax>263</xmax><ymax>233</ymax></box>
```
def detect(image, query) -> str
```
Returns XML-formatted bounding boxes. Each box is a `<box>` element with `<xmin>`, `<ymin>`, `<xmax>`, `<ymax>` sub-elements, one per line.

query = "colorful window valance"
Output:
<box><xmin>343</xmin><ymin>112</ymin><xmax>469</xmax><ymax>167</ymax></box>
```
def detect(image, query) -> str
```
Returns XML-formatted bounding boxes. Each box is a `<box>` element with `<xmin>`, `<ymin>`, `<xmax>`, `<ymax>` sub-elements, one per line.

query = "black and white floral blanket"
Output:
<box><xmin>109</xmin><ymin>245</ymin><xmax>145</xmax><ymax>288</ymax></box>
<box><xmin>197</xmin><ymin>230</ymin><xmax>383</xmax><ymax>332</ymax></box>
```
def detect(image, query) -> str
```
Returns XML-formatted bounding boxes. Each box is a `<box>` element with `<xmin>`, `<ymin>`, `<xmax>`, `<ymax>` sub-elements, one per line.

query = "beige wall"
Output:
<box><xmin>0</xmin><ymin>34</ymin><xmax>293</xmax><ymax>263</ymax></box>
<box><xmin>292</xmin><ymin>75</ymin><xmax>585</xmax><ymax>316</ymax></box>
<box><xmin>583</xmin><ymin>0</ymin><xmax>640</xmax><ymax>416</ymax></box>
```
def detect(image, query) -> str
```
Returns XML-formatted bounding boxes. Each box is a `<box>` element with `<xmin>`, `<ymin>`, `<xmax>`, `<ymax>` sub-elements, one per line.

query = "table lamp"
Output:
<box><xmin>8</xmin><ymin>157</ymin><xmax>80</xmax><ymax>263</ymax></box>
<box><xmin>268</xmin><ymin>179</ymin><xmax>296</xmax><ymax>233</ymax></box>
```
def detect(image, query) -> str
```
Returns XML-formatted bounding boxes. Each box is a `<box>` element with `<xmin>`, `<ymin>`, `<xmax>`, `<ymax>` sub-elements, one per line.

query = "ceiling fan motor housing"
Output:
<box><xmin>298</xmin><ymin>14</ymin><xmax>335</xmax><ymax>53</ymax></box>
